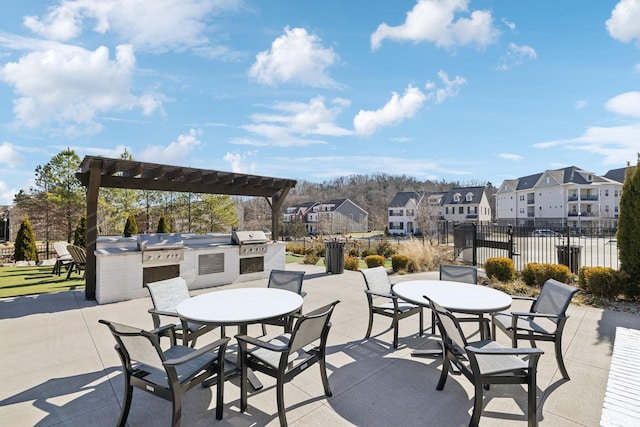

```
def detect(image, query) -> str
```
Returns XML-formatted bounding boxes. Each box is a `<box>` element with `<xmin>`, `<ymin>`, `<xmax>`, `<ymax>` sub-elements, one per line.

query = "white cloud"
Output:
<box><xmin>138</xmin><ymin>129</ymin><xmax>202</xmax><ymax>163</ymax></box>
<box><xmin>497</xmin><ymin>43</ymin><xmax>537</xmax><ymax>70</ymax></box>
<box><xmin>606</xmin><ymin>0</ymin><xmax>640</xmax><ymax>46</ymax></box>
<box><xmin>425</xmin><ymin>70</ymin><xmax>467</xmax><ymax>103</ymax></box>
<box><xmin>238</xmin><ymin>97</ymin><xmax>350</xmax><ymax>146</ymax></box>
<box><xmin>502</xmin><ymin>18</ymin><xmax>516</xmax><ymax>31</ymax></box>
<box><xmin>353</xmin><ymin>85</ymin><xmax>427</xmax><ymax>136</ymax></box>
<box><xmin>533</xmin><ymin>123</ymin><xmax>640</xmax><ymax>166</ymax></box>
<box><xmin>371</xmin><ymin>0</ymin><xmax>499</xmax><ymax>50</ymax></box>
<box><xmin>21</xmin><ymin>0</ymin><xmax>243</xmax><ymax>55</ymax></box>
<box><xmin>606</xmin><ymin>91</ymin><xmax>640</xmax><ymax>117</ymax></box>
<box><xmin>224</xmin><ymin>151</ymin><xmax>257</xmax><ymax>174</ymax></box>
<box><xmin>0</xmin><ymin>141</ymin><xmax>24</xmax><ymax>167</ymax></box>
<box><xmin>0</xmin><ymin>44</ymin><xmax>161</xmax><ymax>134</ymax></box>
<box><xmin>249</xmin><ymin>27</ymin><xmax>340</xmax><ymax>88</ymax></box>
<box><xmin>499</xmin><ymin>153</ymin><xmax>523</xmax><ymax>161</ymax></box>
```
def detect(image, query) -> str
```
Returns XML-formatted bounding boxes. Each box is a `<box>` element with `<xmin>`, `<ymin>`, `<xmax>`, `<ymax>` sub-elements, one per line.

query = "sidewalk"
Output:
<box><xmin>1</xmin><ymin>264</ymin><xmax>639</xmax><ymax>426</ymax></box>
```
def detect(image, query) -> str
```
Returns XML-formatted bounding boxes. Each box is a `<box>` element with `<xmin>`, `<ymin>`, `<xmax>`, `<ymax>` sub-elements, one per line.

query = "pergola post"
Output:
<box><xmin>85</xmin><ymin>158</ymin><xmax>102</xmax><ymax>299</ymax></box>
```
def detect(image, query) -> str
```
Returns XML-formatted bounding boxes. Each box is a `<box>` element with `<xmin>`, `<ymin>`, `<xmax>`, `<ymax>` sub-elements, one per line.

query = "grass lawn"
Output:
<box><xmin>0</xmin><ymin>265</ymin><xmax>85</xmax><ymax>298</ymax></box>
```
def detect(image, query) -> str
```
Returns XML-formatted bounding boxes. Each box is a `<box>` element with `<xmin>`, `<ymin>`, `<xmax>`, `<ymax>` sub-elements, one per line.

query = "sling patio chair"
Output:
<box><xmin>261</xmin><ymin>269</ymin><xmax>306</xmax><ymax>335</ymax></box>
<box><xmin>65</xmin><ymin>244</ymin><xmax>87</xmax><ymax>279</ymax></box>
<box><xmin>145</xmin><ymin>277</ymin><xmax>223</xmax><ymax>347</ymax></box>
<box><xmin>361</xmin><ymin>266</ymin><xmax>423</xmax><ymax>349</ymax></box>
<box><xmin>437</xmin><ymin>264</ymin><xmax>489</xmax><ymax>339</ymax></box>
<box><xmin>236</xmin><ymin>300</ymin><xmax>340</xmax><ymax>427</ymax></box>
<box><xmin>428</xmin><ymin>297</ymin><xmax>544</xmax><ymax>427</ymax></box>
<box><xmin>491</xmin><ymin>278</ymin><xmax>579</xmax><ymax>380</ymax></box>
<box><xmin>100</xmin><ymin>319</ymin><xmax>229</xmax><ymax>427</ymax></box>
<box><xmin>52</xmin><ymin>241</ymin><xmax>73</xmax><ymax>276</ymax></box>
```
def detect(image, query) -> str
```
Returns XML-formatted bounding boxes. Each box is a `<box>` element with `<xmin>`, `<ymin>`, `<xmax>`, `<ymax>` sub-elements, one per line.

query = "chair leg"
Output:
<box><xmin>554</xmin><ymin>336</ymin><xmax>570</xmax><ymax>380</ymax></box>
<box><xmin>117</xmin><ymin>381</ymin><xmax>133</xmax><ymax>427</ymax></box>
<box><xmin>240</xmin><ymin>351</ymin><xmax>248</xmax><ymax>412</ymax></box>
<box><xmin>365</xmin><ymin>308</ymin><xmax>374</xmax><ymax>339</ymax></box>
<box><xmin>216</xmin><ymin>358</ymin><xmax>225</xmax><ymax>420</ymax></box>
<box><xmin>431</xmin><ymin>311</ymin><xmax>437</xmax><ymax>334</ymax></box>
<box><xmin>528</xmin><ymin>369</ymin><xmax>539</xmax><ymax>427</ymax></box>
<box><xmin>319</xmin><ymin>354</ymin><xmax>332</xmax><ymax>397</ymax></box>
<box><xmin>469</xmin><ymin>380</ymin><xmax>484</xmax><ymax>427</ymax></box>
<box><xmin>276</xmin><ymin>374</ymin><xmax>288</xmax><ymax>427</ymax></box>
<box><xmin>392</xmin><ymin>314</ymin><xmax>399</xmax><ymax>349</ymax></box>
<box><xmin>171</xmin><ymin>390</ymin><xmax>182</xmax><ymax>427</ymax></box>
<box><xmin>436</xmin><ymin>354</ymin><xmax>451</xmax><ymax>390</ymax></box>
<box><xmin>419</xmin><ymin>309</ymin><xmax>424</xmax><ymax>337</ymax></box>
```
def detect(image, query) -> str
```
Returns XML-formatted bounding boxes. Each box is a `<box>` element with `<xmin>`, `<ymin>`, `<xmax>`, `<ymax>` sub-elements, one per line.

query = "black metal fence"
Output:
<box><xmin>454</xmin><ymin>223</ymin><xmax>619</xmax><ymax>272</ymax></box>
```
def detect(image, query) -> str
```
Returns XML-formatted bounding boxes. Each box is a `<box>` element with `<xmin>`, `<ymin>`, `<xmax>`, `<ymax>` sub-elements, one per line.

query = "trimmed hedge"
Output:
<box><xmin>303</xmin><ymin>253</ymin><xmax>319</xmax><ymax>265</ymax></box>
<box><xmin>521</xmin><ymin>263</ymin><xmax>572</xmax><ymax>287</ymax></box>
<box><xmin>577</xmin><ymin>266</ymin><xmax>629</xmax><ymax>298</ymax></box>
<box><xmin>484</xmin><ymin>257</ymin><xmax>516</xmax><ymax>282</ymax></box>
<box><xmin>364</xmin><ymin>255</ymin><xmax>385</xmax><ymax>268</ymax></box>
<box><xmin>344</xmin><ymin>256</ymin><xmax>360</xmax><ymax>271</ymax></box>
<box><xmin>391</xmin><ymin>254</ymin><xmax>409</xmax><ymax>272</ymax></box>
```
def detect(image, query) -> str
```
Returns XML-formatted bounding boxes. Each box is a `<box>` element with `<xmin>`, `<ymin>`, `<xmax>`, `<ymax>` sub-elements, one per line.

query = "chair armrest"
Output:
<box><xmin>235</xmin><ymin>334</ymin><xmax>289</xmax><ymax>352</ymax></box>
<box><xmin>148</xmin><ymin>308</ymin><xmax>179</xmax><ymax>318</ymax></box>
<box><xmin>365</xmin><ymin>290</ymin><xmax>394</xmax><ymax>299</ymax></box>
<box><xmin>163</xmin><ymin>337</ymin><xmax>230</xmax><ymax>367</ymax></box>
<box><xmin>150</xmin><ymin>324</ymin><xmax>176</xmax><ymax>336</ymax></box>
<box><xmin>466</xmin><ymin>345</ymin><xmax>544</xmax><ymax>356</ymax></box>
<box><xmin>511</xmin><ymin>296</ymin><xmax>537</xmax><ymax>301</ymax></box>
<box><xmin>511</xmin><ymin>311</ymin><xmax>562</xmax><ymax>319</ymax></box>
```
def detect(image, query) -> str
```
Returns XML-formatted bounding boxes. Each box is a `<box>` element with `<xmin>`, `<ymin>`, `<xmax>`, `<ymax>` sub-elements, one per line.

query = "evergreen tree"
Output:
<box><xmin>157</xmin><ymin>213</ymin><xmax>169</xmax><ymax>233</ymax></box>
<box><xmin>617</xmin><ymin>158</ymin><xmax>640</xmax><ymax>297</ymax></box>
<box><xmin>123</xmin><ymin>214</ymin><xmax>139</xmax><ymax>237</ymax></box>
<box><xmin>14</xmin><ymin>216</ymin><xmax>38</xmax><ymax>262</ymax></box>
<box><xmin>73</xmin><ymin>215</ymin><xmax>87</xmax><ymax>247</ymax></box>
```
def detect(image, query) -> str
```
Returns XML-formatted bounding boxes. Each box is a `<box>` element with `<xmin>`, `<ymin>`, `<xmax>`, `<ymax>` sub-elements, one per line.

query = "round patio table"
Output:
<box><xmin>393</xmin><ymin>280</ymin><xmax>512</xmax><ymax>356</ymax></box>
<box><xmin>177</xmin><ymin>287</ymin><xmax>303</xmax><ymax>389</ymax></box>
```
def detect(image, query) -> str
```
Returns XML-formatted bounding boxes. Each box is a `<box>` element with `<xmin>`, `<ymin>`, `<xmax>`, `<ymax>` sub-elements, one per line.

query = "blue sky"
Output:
<box><xmin>1</xmin><ymin>0</ymin><xmax>639</xmax><ymax>205</ymax></box>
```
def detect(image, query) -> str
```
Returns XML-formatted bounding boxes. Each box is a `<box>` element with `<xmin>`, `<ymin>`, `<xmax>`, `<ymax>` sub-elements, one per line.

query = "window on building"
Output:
<box><xmin>445</xmin><ymin>207</ymin><xmax>449</xmax><ymax>214</ymax></box>
<box><xmin>605</xmin><ymin>189</ymin><xmax>609</xmax><ymax>197</ymax></box>
<box><xmin>349</xmin><ymin>213</ymin><xmax>353</xmax><ymax>220</ymax></box>
<box><xmin>466</xmin><ymin>193</ymin><xmax>473</xmax><ymax>201</ymax></box>
<box><xmin>605</xmin><ymin>205</ymin><xmax>610</xmax><ymax>213</ymax></box>
<box><xmin>519</xmin><ymin>195</ymin><xmax>525</xmax><ymax>201</ymax></box>
<box><xmin>453</xmin><ymin>193</ymin><xmax>461</xmax><ymax>202</ymax></box>
<box><xmin>458</xmin><ymin>207</ymin><xmax>463</xmax><ymax>214</ymax></box>
<box><xmin>359</xmin><ymin>214</ymin><xmax>363</xmax><ymax>221</ymax></box>
<box><xmin>474</xmin><ymin>206</ymin><xmax>478</xmax><ymax>214</ymax></box>
<box><xmin>615</xmin><ymin>190</ymin><xmax>620</xmax><ymax>197</ymax></box>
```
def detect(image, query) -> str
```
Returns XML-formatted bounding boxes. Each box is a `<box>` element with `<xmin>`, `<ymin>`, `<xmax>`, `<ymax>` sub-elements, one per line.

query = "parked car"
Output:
<box><xmin>531</xmin><ymin>229</ymin><xmax>559</xmax><ymax>237</ymax></box>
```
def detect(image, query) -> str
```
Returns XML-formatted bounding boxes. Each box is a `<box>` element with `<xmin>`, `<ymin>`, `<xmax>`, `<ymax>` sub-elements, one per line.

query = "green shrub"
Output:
<box><xmin>14</xmin><ymin>216</ymin><xmax>38</xmax><ymax>262</ymax></box>
<box><xmin>123</xmin><ymin>213</ymin><xmax>138</xmax><ymax>237</ymax></box>
<box><xmin>365</xmin><ymin>255</ymin><xmax>385</xmax><ymax>268</ymax></box>
<box><xmin>286</xmin><ymin>244</ymin><xmax>305</xmax><ymax>255</ymax></box>
<box><xmin>391</xmin><ymin>254</ymin><xmax>409</xmax><ymax>272</ymax></box>
<box><xmin>521</xmin><ymin>263</ymin><xmax>572</xmax><ymax>287</ymax></box>
<box><xmin>578</xmin><ymin>266</ymin><xmax>627</xmax><ymax>298</ymax></box>
<box><xmin>360</xmin><ymin>248</ymin><xmax>373</xmax><ymax>258</ymax></box>
<box><xmin>303</xmin><ymin>253</ymin><xmax>319</xmax><ymax>265</ymax></box>
<box><xmin>484</xmin><ymin>257</ymin><xmax>516</xmax><ymax>282</ymax></box>
<box><xmin>73</xmin><ymin>215</ymin><xmax>87</xmax><ymax>247</ymax></box>
<box><xmin>157</xmin><ymin>213</ymin><xmax>169</xmax><ymax>233</ymax></box>
<box><xmin>375</xmin><ymin>239</ymin><xmax>395</xmax><ymax>258</ymax></box>
<box><xmin>344</xmin><ymin>256</ymin><xmax>360</xmax><ymax>271</ymax></box>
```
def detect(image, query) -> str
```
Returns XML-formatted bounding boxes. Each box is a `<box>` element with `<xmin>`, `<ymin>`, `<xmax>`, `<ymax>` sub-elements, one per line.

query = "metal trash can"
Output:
<box><xmin>325</xmin><ymin>241</ymin><xmax>345</xmax><ymax>274</ymax></box>
<box><xmin>556</xmin><ymin>245</ymin><xmax>581</xmax><ymax>274</ymax></box>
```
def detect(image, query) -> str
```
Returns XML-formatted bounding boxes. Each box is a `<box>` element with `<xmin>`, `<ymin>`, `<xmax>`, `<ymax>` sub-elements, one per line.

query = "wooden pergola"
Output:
<box><xmin>76</xmin><ymin>156</ymin><xmax>297</xmax><ymax>299</ymax></box>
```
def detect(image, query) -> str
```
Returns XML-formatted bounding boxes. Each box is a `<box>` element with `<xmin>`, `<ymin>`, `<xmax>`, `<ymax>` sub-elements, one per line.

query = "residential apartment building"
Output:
<box><xmin>283</xmin><ymin>199</ymin><xmax>368</xmax><ymax>235</ymax></box>
<box><xmin>387</xmin><ymin>187</ymin><xmax>492</xmax><ymax>236</ymax></box>
<box><xmin>495</xmin><ymin>166</ymin><xmax>625</xmax><ymax>230</ymax></box>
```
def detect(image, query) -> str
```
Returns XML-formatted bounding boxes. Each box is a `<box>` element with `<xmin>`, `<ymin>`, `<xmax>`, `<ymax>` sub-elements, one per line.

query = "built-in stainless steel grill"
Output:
<box><xmin>137</xmin><ymin>233</ymin><xmax>185</xmax><ymax>265</ymax></box>
<box><xmin>232</xmin><ymin>231</ymin><xmax>268</xmax><ymax>258</ymax></box>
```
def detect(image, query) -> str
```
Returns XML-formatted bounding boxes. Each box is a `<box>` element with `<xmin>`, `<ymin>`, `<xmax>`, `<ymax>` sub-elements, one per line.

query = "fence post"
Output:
<box><xmin>507</xmin><ymin>225</ymin><xmax>514</xmax><ymax>260</ymax></box>
<box><xmin>472</xmin><ymin>223</ymin><xmax>478</xmax><ymax>266</ymax></box>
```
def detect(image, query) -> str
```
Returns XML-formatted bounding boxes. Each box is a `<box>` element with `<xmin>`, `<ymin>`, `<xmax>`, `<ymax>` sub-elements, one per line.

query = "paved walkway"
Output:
<box><xmin>1</xmin><ymin>264</ymin><xmax>639</xmax><ymax>426</ymax></box>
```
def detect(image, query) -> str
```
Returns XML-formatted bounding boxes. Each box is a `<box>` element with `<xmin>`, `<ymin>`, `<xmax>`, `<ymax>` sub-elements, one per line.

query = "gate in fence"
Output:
<box><xmin>454</xmin><ymin>223</ymin><xmax>619</xmax><ymax>272</ymax></box>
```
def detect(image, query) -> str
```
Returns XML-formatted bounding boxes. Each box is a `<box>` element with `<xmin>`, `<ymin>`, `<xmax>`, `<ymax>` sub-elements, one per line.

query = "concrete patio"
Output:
<box><xmin>1</xmin><ymin>263</ymin><xmax>638</xmax><ymax>426</ymax></box>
